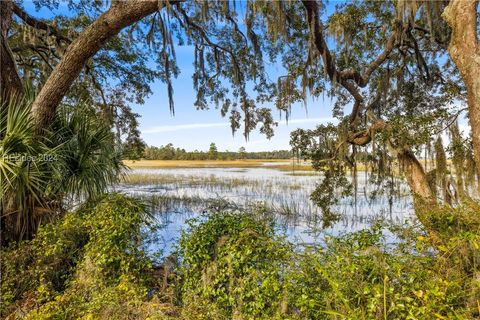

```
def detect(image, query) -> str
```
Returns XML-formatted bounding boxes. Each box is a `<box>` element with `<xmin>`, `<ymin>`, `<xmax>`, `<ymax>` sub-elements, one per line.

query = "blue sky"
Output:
<box><xmin>130</xmin><ymin>3</ymin><xmax>341</xmax><ymax>152</ymax></box>
<box><xmin>130</xmin><ymin>48</ymin><xmax>337</xmax><ymax>152</ymax></box>
<box><xmin>21</xmin><ymin>1</ymin><xmax>470</xmax><ymax>152</ymax></box>
<box><xmin>23</xmin><ymin>0</ymin><xmax>340</xmax><ymax>152</ymax></box>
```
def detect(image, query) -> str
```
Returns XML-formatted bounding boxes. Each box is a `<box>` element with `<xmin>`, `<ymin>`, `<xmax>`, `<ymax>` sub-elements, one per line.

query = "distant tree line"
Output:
<box><xmin>140</xmin><ymin>143</ymin><xmax>292</xmax><ymax>160</ymax></box>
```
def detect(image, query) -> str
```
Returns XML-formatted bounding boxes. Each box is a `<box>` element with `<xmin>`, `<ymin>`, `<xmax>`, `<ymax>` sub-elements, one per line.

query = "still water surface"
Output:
<box><xmin>116</xmin><ymin>165</ymin><xmax>414</xmax><ymax>255</ymax></box>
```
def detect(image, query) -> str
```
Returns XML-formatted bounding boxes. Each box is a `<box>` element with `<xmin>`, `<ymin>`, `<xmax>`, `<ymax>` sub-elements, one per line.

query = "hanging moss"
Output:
<box><xmin>434</xmin><ymin>136</ymin><xmax>447</xmax><ymax>201</ymax></box>
<box><xmin>426</xmin><ymin>169</ymin><xmax>437</xmax><ymax>198</ymax></box>
<box><xmin>449</xmin><ymin>122</ymin><xmax>466</xmax><ymax>199</ymax></box>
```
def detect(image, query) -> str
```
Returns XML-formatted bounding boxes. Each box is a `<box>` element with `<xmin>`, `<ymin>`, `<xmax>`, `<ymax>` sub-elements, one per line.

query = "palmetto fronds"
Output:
<box><xmin>51</xmin><ymin>105</ymin><xmax>125</xmax><ymax>201</ymax></box>
<box><xmin>0</xmin><ymin>94</ymin><xmax>58</xmax><ymax>241</ymax></box>
<box><xmin>1</xmin><ymin>96</ymin><xmax>123</xmax><ymax>243</ymax></box>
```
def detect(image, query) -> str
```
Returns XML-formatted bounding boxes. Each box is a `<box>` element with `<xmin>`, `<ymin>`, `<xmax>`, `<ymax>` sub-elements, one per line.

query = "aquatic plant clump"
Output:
<box><xmin>118</xmin><ymin>167</ymin><xmax>413</xmax><ymax>234</ymax></box>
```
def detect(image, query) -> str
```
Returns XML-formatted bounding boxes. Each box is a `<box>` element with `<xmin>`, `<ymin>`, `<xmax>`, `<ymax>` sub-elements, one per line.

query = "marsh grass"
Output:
<box><xmin>122</xmin><ymin>172</ymin><xmax>257</xmax><ymax>188</ymax></box>
<box><xmin>2</xmin><ymin>196</ymin><xmax>478</xmax><ymax>319</ymax></box>
<box><xmin>117</xmin><ymin>167</ymin><xmax>413</xmax><ymax>238</ymax></box>
<box><xmin>123</xmin><ymin>159</ymin><xmax>315</xmax><ymax>171</ymax></box>
<box><xmin>286</xmin><ymin>171</ymin><xmax>321</xmax><ymax>177</ymax></box>
<box><xmin>120</xmin><ymin>171</ymin><xmax>321</xmax><ymax>220</ymax></box>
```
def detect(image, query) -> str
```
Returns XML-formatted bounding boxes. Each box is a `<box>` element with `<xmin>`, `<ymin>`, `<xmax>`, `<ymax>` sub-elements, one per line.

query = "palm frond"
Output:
<box><xmin>1</xmin><ymin>94</ymin><xmax>123</xmax><ymax>242</ymax></box>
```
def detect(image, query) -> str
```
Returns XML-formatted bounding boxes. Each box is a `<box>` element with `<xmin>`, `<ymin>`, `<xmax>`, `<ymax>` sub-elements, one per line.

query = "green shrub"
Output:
<box><xmin>1</xmin><ymin>212</ymin><xmax>87</xmax><ymax>315</ymax></box>
<box><xmin>288</xmin><ymin>227</ymin><xmax>472</xmax><ymax>319</ymax></box>
<box><xmin>177</xmin><ymin>212</ymin><xmax>294</xmax><ymax>319</ymax></box>
<box><xmin>1</xmin><ymin>194</ymin><xmax>176</xmax><ymax>320</ymax></box>
<box><xmin>2</xmin><ymin>200</ymin><xmax>478</xmax><ymax>319</ymax></box>
<box><xmin>178</xmin><ymin>214</ymin><xmax>478</xmax><ymax>319</ymax></box>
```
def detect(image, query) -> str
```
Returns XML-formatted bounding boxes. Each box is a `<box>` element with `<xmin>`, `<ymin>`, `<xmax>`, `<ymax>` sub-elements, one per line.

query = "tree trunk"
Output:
<box><xmin>0</xmin><ymin>0</ymin><xmax>23</xmax><ymax>102</ymax></box>
<box><xmin>397</xmin><ymin>149</ymin><xmax>435</xmax><ymax>201</ymax></box>
<box><xmin>396</xmin><ymin>148</ymin><xmax>439</xmax><ymax>231</ymax></box>
<box><xmin>30</xmin><ymin>0</ymin><xmax>168</xmax><ymax>132</ymax></box>
<box><xmin>300</xmin><ymin>0</ymin><xmax>436</xmax><ymax>207</ymax></box>
<box><xmin>443</xmin><ymin>0</ymin><xmax>480</xmax><ymax>176</ymax></box>
<box><xmin>465</xmin><ymin>81</ymin><xmax>480</xmax><ymax>176</ymax></box>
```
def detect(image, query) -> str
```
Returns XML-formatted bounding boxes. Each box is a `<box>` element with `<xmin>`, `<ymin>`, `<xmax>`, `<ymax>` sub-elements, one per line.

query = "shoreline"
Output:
<box><xmin>123</xmin><ymin>159</ymin><xmax>314</xmax><ymax>171</ymax></box>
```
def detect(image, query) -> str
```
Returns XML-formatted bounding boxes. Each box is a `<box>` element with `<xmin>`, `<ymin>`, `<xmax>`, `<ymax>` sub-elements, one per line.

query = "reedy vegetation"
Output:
<box><xmin>1</xmin><ymin>196</ymin><xmax>479</xmax><ymax>319</ymax></box>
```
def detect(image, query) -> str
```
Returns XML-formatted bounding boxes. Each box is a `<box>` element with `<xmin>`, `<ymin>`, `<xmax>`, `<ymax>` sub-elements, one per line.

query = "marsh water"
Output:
<box><xmin>116</xmin><ymin>164</ymin><xmax>415</xmax><ymax>255</ymax></box>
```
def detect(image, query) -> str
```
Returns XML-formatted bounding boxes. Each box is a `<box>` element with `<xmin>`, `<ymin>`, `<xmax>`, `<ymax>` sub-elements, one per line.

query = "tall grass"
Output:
<box><xmin>119</xmin><ymin>168</ymin><xmax>412</xmax><ymax>233</ymax></box>
<box><xmin>124</xmin><ymin>159</ymin><xmax>314</xmax><ymax>171</ymax></box>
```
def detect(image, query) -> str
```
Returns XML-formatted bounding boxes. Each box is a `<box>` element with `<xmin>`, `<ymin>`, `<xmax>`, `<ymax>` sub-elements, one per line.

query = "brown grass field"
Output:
<box><xmin>123</xmin><ymin>159</ymin><xmax>315</xmax><ymax>171</ymax></box>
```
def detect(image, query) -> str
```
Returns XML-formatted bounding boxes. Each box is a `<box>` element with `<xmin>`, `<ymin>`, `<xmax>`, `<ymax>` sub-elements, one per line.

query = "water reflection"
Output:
<box><xmin>115</xmin><ymin>166</ymin><xmax>414</xmax><ymax>255</ymax></box>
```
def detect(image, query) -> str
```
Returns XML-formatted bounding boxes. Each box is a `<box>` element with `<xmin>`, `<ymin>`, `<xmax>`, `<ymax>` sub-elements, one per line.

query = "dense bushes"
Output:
<box><xmin>1</xmin><ymin>196</ymin><xmax>479</xmax><ymax>319</ymax></box>
<box><xmin>178</xmin><ymin>213</ymin><xmax>479</xmax><ymax>319</ymax></box>
<box><xmin>1</xmin><ymin>194</ymin><xmax>175</xmax><ymax>319</ymax></box>
<box><xmin>178</xmin><ymin>213</ymin><xmax>293</xmax><ymax>319</ymax></box>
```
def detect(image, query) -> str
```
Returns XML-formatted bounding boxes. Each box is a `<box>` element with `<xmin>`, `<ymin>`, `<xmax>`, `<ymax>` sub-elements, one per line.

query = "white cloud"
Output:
<box><xmin>278</xmin><ymin>117</ymin><xmax>336</xmax><ymax>125</ymax></box>
<box><xmin>143</xmin><ymin>122</ymin><xmax>229</xmax><ymax>134</ymax></box>
<box><xmin>142</xmin><ymin>117</ymin><xmax>335</xmax><ymax>134</ymax></box>
<box><xmin>246</xmin><ymin>139</ymin><xmax>270</xmax><ymax>145</ymax></box>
